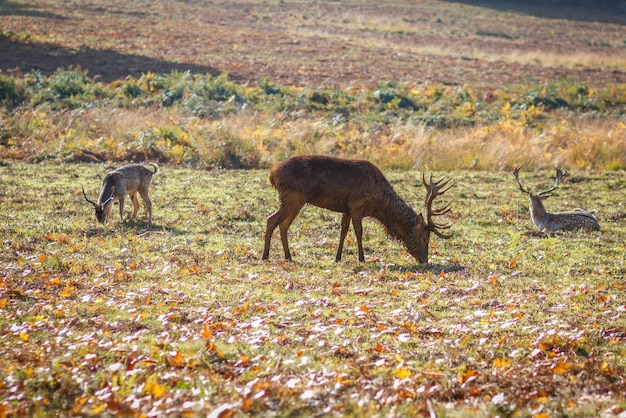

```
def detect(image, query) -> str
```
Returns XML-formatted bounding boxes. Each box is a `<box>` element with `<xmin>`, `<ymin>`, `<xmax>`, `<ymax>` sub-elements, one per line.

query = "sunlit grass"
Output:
<box><xmin>1</xmin><ymin>162</ymin><xmax>625</xmax><ymax>416</ymax></box>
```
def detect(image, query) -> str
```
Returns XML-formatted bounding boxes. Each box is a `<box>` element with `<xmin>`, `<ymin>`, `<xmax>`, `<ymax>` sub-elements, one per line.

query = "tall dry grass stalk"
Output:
<box><xmin>5</xmin><ymin>105</ymin><xmax>625</xmax><ymax>171</ymax></box>
<box><xmin>336</xmin><ymin>116</ymin><xmax>626</xmax><ymax>171</ymax></box>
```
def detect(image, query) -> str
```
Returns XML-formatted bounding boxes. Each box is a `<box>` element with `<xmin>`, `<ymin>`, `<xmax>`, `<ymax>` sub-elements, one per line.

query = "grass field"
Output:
<box><xmin>1</xmin><ymin>0</ymin><xmax>626</xmax><ymax>416</ymax></box>
<box><xmin>1</xmin><ymin>162</ymin><xmax>625</xmax><ymax>416</ymax></box>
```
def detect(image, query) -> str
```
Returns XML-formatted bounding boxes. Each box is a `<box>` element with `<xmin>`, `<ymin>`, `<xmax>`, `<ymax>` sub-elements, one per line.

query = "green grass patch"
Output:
<box><xmin>1</xmin><ymin>162</ymin><xmax>625</xmax><ymax>416</ymax></box>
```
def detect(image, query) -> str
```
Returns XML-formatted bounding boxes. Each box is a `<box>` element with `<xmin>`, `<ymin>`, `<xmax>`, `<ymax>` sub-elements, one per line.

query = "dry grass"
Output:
<box><xmin>4</xmin><ymin>103</ymin><xmax>625</xmax><ymax>171</ymax></box>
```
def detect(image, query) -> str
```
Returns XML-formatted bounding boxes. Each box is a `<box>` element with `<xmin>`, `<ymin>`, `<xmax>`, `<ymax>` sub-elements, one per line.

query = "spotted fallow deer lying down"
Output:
<box><xmin>83</xmin><ymin>162</ymin><xmax>159</xmax><ymax>224</ymax></box>
<box><xmin>262</xmin><ymin>155</ymin><xmax>455</xmax><ymax>263</ymax></box>
<box><xmin>513</xmin><ymin>167</ymin><xmax>599</xmax><ymax>232</ymax></box>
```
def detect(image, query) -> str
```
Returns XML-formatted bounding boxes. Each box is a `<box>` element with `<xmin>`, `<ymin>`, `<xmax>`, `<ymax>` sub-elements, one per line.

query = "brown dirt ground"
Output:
<box><xmin>1</xmin><ymin>0</ymin><xmax>624</xmax><ymax>87</ymax></box>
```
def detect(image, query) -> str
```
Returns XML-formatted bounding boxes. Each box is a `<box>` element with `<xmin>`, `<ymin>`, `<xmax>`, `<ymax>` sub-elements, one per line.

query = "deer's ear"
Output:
<box><xmin>417</xmin><ymin>213</ymin><xmax>426</xmax><ymax>226</ymax></box>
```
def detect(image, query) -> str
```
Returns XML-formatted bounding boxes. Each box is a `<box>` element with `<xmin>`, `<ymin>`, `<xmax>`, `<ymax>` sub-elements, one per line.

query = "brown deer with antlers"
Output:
<box><xmin>262</xmin><ymin>155</ymin><xmax>454</xmax><ymax>263</ymax></box>
<box><xmin>83</xmin><ymin>162</ymin><xmax>159</xmax><ymax>224</ymax></box>
<box><xmin>513</xmin><ymin>167</ymin><xmax>599</xmax><ymax>232</ymax></box>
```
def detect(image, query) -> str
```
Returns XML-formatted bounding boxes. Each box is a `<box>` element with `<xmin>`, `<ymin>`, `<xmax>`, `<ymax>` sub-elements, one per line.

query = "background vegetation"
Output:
<box><xmin>1</xmin><ymin>0</ymin><xmax>625</xmax><ymax>416</ymax></box>
<box><xmin>1</xmin><ymin>0</ymin><xmax>625</xmax><ymax>171</ymax></box>
<box><xmin>1</xmin><ymin>69</ymin><xmax>625</xmax><ymax>170</ymax></box>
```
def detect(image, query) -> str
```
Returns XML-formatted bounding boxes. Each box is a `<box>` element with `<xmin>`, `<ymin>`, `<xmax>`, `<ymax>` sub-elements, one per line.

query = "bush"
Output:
<box><xmin>0</xmin><ymin>74</ymin><xmax>26</xmax><ymax>108</ymax></box>
<box><xmin>28</xmin><ymin>67</ymin><xmax>110</xmax><ymax>109</ymax></box>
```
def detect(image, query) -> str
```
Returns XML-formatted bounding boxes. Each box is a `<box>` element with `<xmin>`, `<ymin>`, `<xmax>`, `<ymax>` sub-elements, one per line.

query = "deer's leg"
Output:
<box><xmin>138</xmin><ymin>188</ymin><xmax>152</xmax><ymax>223</ymax></box>
<box><xmin>263</xmin><ymin>209</ymin><xmax>291</xmax><ymax>259</ymax></box>
<box><xmin>263</xmin><ymin>195</ymin><xmax>303</xmax><ymax>260</ymax></box>
<box><xmin>129</xmin><ymin>193</ymin><xmax>140</xmax><ymax>220</ymax></box>
<box><xmin>351</xmin><ymin>216</ymin><xmax>365</xmax><ymax>262</ymax></box>
<box><xmin>335</xmin><ymin>213</ymin><xmax>351</xmax><ymax>262</ymax></box>
<box><xmin>118</xmin><ymin>196</ymin><xmax>126</xmax><ymax>222</ymax></box>
<box><xmin>278</xmin><ymin>212</ymin><xmax>300</xmax><ymax>260</ymax></box>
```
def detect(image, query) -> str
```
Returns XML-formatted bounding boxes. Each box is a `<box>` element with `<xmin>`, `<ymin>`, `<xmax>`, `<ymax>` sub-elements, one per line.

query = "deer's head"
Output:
<box><xmin>83</xmin><ymin>187</ymin><xmax>115</xmax><ymax>223</ymax></box>
<box><xmin>514</xmin><ymin>167</ymin><xmax>566</xmax><ymax>206</ymax></box>
<box><xmin>413</xmin><ymin>173</ymin><xmax>454</xmax><ymax>263</ymax></box>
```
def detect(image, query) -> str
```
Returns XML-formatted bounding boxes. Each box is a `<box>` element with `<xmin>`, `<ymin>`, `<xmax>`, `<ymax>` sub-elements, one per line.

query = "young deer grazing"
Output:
<box><xmin>513</xmin><ymin>167</ymin><xmax>599</xmax><ymax>232</ymax></box>
<box><xmin>262</xmin><ymin>155</ymin><xmax>454</xmax><ymax>263</ymax></box>
<box><xmin>83</xmin><ymin>162</ymin><xmax>159</xmax><ymax>224</ymax></box>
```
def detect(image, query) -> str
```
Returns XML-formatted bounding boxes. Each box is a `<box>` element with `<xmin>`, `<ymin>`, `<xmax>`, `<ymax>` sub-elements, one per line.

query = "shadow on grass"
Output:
<box><xmin>122</xmin><ymin>220</ymin><xmax>188</xmax><ymax>235</ymax></box>
<box><xmin>80</xmin><ymin>221</ymin><xmax>187</xmax><ymax>237</ymax></box>
<box><xmin>388</xmin><ymin>263</ymin><xmax>465</xmax><ymax>275</ymax></box>
<box><xmin>347</xmin><ymin>260</ymin><xmax>465</xmax><ymax>275</ymax></box>
<box><xmin>445</xmin><ymin>0</ymin><xmax>626</xmax><ymax>25</ymax></box>
<box><xmin>0</xmin><ymin>37</ymin><xmax>227</xmax><ymax>83</ymax></box>
<box><xmin>0</xmin><ymin>0</ymin><xmax>66</xmax><ymax>19</ymax></box>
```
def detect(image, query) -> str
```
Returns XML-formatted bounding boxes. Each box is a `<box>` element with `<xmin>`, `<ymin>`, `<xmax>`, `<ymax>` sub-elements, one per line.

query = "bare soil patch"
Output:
<box><xmin>1</xmin><ymin>0</ymin><xmax>624</xmax><ymax>86</ymax></box>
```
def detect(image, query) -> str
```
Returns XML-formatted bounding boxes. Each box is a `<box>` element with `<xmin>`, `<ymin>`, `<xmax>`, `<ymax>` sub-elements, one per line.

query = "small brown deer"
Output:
<box><xmin>83</xmin><ymin>162</ymin><xmax>159</xmax><ymax>224</ymax></box>
<box><xmin>513</xmin><ymin>167</ymin><xmax>599</xmax><ymax>232</ymax></box>
<box><xmin>262</xmin><ymin>155</ymin><xmax>454</xmax><ymax>263</ymax></box>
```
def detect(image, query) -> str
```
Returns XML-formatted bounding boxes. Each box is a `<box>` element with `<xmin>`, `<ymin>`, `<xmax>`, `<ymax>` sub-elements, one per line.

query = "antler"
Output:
<box><xmin>422</xmin><ymin>172</ymin><xmax>455</xmax><ymax>239</ymax></box>
<box><xmin>82</xmin><ymin>187</ymin><xmax>97</xmax><ymax>207</ymax></box>
<box><xmin>513</xmin><ymin>167</ymin><xmax>530</xmax><ymax>193</ymax></box>
<box><xmin>537</xmin><ymin>167</ymin><xmax>567</xmax><ymax>196</ymax></box>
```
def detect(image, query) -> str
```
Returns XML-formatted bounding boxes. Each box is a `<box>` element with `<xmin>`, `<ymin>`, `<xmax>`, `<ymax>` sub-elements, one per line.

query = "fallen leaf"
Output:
<box><xmin>492</xmin><ymin>357</ymin><xmax>511</xmax><ymax>369</ymax></box>
<box><xmin>394</xmin><ymin>367</ymin><xmax>412</xmax><ymax>379</ymax></box>
<box><xmin>552</xmin><ymin>361</ymin><xmax>571</xmax><ymax>375</ymax></box>
<box><xmin>167</xmin><ymin>350</ymin><xmax>185</xmax><ymax>368</ymax></box>
<box><xmin>145</xmin><ymin>374</ymin><xmax>167</xmax><ymax>397</ymax></box>
<box><xmin>460</xmin><ymin>369</ymin><xmax>479</xmax><ymax>384</ymax></box>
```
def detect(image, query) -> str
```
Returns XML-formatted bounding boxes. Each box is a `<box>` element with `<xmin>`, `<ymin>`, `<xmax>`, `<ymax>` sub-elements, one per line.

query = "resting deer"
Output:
<box><xmin>83</xmin><ymin>162</ymin><xmax>159</xmax><ymax>224</ymax></box>
<box><xmin>513</xmin><ymin>167</ymin><xmax>599</xmax><ymax>232</ymax></box>
<box><xmin>262</xmin><ymin>155</ymin><xmax>454</xmax><ymax>263</ymax></box>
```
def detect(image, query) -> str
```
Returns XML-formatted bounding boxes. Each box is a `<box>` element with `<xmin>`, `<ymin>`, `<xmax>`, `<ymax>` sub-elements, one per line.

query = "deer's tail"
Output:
<box><xmin>148</xmin><ymin>162</ymin><xmax>159</xmax><ymax>174</ymax></box>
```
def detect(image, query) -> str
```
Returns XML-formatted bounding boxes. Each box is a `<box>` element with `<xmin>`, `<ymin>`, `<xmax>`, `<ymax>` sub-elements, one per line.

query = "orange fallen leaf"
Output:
<box><xmin>492</xmin><ymin>357</ymin><xmax>511</xmax><ymax>369</ymax></box>
<box><xmin>394</xmin><ymin>367</ymin><xmax>412</xmax><ymax>379</ymax></box>
<box><xmin>459</xmin><ymin>369</ymin><xmax>478</xmax><ymax>384</ymax></box>
<box><xmin>552</xmin><ymin>361</ymin><xmax>571</xmax><ymax>375</ymax></box>
<box><xmin>167</xmin><ymin>350</ymin><xmax>185</xmax><ymax>368</ymax></box>
<box><xmin>234</xmin><ymin>300</ymin><xmax>250</xmax><ymax>314</ymax></box>
<box><xmin>145</xmin><ymin>374</ymin><xmax>167</xmax><ymax>398</ymax></box>
<box><xmin>202</xmin><ymin>324</ymin><xmax>212</xmax><ymax>340</ymax></box>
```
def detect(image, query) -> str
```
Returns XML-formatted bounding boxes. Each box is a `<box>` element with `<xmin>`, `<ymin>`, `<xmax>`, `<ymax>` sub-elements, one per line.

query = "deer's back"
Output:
<box><xmin>113</xmin><ymin>164</ymin><xmax>154</xmax><ymax>191</ymax></box>
<box><xmin>270</xmin><ymin>155</ymin><xmax>392</xmax><ymax>213</ymax></box>
<box><xmin>544</xmin><ymin>211</ymin><xmax>600</xmax><ymax>232</ymax></box>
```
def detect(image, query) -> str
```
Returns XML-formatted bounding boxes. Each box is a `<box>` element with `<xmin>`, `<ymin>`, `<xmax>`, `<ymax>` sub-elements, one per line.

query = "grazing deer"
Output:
<box><xmin>262</xmin><ymin>155</ymin><xmax>454</xmax><ymax>263</ymax></box>
<box><xmin>83</xmin><ymin>162</ymin><xmax>159</xmax><ymax>224</ymax></box>
<box><xmin>513</xmin><ymin>167</ymin><xmax>599</xmax><ymax>232</ymax></box>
